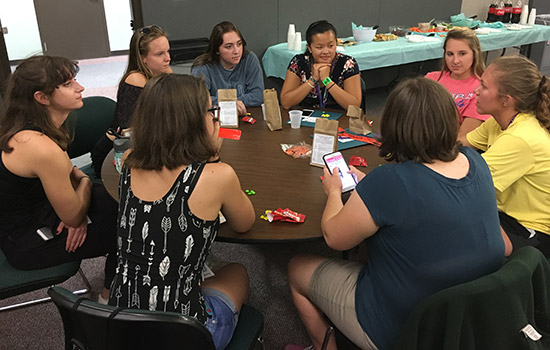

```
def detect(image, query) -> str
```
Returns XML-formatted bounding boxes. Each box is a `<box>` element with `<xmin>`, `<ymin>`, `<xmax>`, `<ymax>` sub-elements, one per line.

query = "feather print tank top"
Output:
<box><xmin>109</xmin><ymin>162</ymin><xmax>219</xmax><ymax>323</ymax></box>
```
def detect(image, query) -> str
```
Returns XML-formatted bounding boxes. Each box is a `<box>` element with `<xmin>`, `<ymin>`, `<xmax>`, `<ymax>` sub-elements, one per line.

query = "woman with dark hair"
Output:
<box><xmin>0</xmin><ymin>55</ymin><xmax>117</xmax><ymax>303</ymax></box>
<box><xmin>286</xmin><ymin>77</ymin><xmax>507</xmax><ymax>350</ymax></box>
<box><xmin>280</xmin><ymin>20</ymin><xmax>361</xmax><ymax>110</ymax></box>
<box><xmin>109</xmin><ymin>74</ymin><xmax>255</xmax><ymax>350</ymax></box>
<box><xmin>425</xmin><ymin>27</ymin><xmax>490</xmax><ymax>140</ymax></box>
<box><xmin>192</xmin><ymin>21</ymin><xmax>264</xmax><ymax>116</ymax></box>
<box><xmin>91</xmin><ymin>25</ymin><xmax>171</xmax><ymax>175</ymax></box>
<box><xmin>464</xmin><ymin>55</ymin><xmax>550</xmax><ymax>256</ymax></box>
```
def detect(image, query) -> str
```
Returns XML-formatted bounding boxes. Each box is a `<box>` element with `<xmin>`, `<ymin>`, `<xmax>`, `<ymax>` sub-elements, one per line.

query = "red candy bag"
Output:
<box><xmin>349</xmin><ymin>156</ymin><xmax>367</xmax><ymax>167</ymax></box>
<box><xmin>241</xmin><ymin>116</ymin><xmax>256</xmax><ymax>124</ymax></box>
<box><xmin>266</xmin><ymin>208</ymin><xmax>306</xmax><ymax>223</ymax></box>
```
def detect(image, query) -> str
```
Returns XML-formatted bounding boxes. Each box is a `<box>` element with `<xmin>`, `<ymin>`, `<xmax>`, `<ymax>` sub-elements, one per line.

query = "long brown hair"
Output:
<box><xmin>125</xmin><ymin>74</ymin><xmax>218</xmax><ymax>170</ymax></box>
<box><xmin>490</xmin><ymin>56</ymin><xmax>550</xmax><ymax>132</ymax></box>
<box><xmin>192</xmin><ymin>21</ymin><xmax>249</xmax><ymax>68</ymax></box>
<box><xmin>380</xmin><ymin>77</ymin><xmax>460</xmax><ymax>163</ymax></box>
<box><xmin>0</xmin><ymin>55</ymin><xmax>78</xmax><ymax>152</ymax></box>
<box><xmin>438</xmin><ymin>27</ymin><xmax>485</xmax><ymax>80</ymax></box>
<box><xmin>120</xmin><ymin>25</ymin><xmax>168</xmax><ymax>84</ymax></box>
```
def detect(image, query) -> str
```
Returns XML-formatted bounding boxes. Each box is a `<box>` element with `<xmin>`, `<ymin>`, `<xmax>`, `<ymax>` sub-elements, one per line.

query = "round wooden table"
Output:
<box><xmin>102</xmin><ymin>107</ymin><xmax>385</xmax><ymax>243</ymax></box>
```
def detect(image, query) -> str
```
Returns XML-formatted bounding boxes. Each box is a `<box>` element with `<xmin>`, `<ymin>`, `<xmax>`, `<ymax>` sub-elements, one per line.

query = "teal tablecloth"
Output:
<box><xmin>262</xmin><ymin>24</ymin><xmax>550</xmax><ymax>79</ymax></box>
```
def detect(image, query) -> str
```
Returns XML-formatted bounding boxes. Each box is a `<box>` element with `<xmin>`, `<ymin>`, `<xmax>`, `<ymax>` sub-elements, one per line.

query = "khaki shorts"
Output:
<box><xmin>309</xmin><ymin>259</ymin><xmax>378</xmax><ymax>350</ymax></box>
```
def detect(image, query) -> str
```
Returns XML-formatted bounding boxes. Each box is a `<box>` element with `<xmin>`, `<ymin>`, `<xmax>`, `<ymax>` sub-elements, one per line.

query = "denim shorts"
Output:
<box><xmin>203</xmin><ymin>288</ymin><xmax>239</xmax><ymax>350</ymax></box>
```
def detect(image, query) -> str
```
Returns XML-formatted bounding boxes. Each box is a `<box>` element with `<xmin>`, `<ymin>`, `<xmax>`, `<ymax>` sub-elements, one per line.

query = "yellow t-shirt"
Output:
<box><xmin>467</xmin><ymin>113</ymin><xmax>550</xmax><ymax>234</ymax></box>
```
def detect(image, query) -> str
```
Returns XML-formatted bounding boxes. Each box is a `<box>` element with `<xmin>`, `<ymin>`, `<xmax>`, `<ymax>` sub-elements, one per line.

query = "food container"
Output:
<box><xmin>352</xmin><ymin>27</ymin><xmax>378</xmax><ymax>42</ymax></box>
<box><xmin>418</xmin><ymin>22</ymin><xmax>431</xmax><ymax>31</ymax></box>
<box><xmin>389</xmin><ymin>25</ymin><xmax>409</xmax><ymax>37</ymax></box>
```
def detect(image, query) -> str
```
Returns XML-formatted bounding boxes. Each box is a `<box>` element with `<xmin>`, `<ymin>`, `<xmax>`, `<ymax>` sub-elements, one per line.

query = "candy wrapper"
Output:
<box><xmin>349</xmin><ymin>156</ymin><xmax>367</xmax><ymax>167</ymax></box>
<box><xmin>260</xmin><ymin>208</ymin><xmax>306</xmax><ymax>223</ymax></box>
<box><xmin>281</xmin><ymin>141</ymin><xmax>312</xmax><ymax>158</ymax></box>
<box><xmin>242</xmin><ymin>115</ymin><xmax>256</xmax><ymax>124</ymax></box>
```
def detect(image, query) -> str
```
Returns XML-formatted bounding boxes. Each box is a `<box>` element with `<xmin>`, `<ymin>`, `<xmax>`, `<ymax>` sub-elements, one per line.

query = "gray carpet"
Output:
<box><xmin>0</xmin><ymin>241</ymin><xmax>339</xmax><ymax>350</ymax></box>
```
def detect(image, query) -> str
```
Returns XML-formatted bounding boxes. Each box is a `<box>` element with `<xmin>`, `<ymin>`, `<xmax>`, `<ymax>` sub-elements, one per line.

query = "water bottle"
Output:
<box><xmin>113</xmin><ymin>137</ymin><xmax>131</xmax><ymax>173</ymax></box>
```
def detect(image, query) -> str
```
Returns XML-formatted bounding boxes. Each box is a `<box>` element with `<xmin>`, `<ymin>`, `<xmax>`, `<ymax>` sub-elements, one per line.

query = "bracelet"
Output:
<box><xmin>306</xmin><ymin>79</ymin><xmax>314</xmax><ymax>89</ymax></box>
<box><xmin>327</xmin><ymin>82</ymin><xmax>336</xmax><ymax>91</ymax></box>
<box><xmin>322</xmin><ymin>77</ymin><xmax>333</xmax><ymax>86</ymax></box>
<box><xmin>309</xmin><ymin>77</ymin><xmax>318</xmax><ymax>85</ymax></box>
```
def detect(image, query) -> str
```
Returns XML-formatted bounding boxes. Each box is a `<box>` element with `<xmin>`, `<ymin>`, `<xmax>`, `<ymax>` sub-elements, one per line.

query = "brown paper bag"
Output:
<box><xmin>310</xmin><ymin>118</ymin><xmax>339</xmax><ymax>167</ymax></box>
<box><xmin>263</xmin><ymin>89</ymin><xmax>282</xmax><ymax>131</ymax></box>
<box><xmin>347</xmin><ymin>105</ymin><xmax>372</xmax><ymax>135</ymax></box>
<box><xmin>217</xmin><ymin>89</ymin><xmax>239</xmax><ymax>128</ymax></box>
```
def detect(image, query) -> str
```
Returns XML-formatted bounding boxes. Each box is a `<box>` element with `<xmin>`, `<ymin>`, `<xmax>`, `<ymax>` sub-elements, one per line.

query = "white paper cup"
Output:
<box><xmin>289</xmin><ymin>110</ymin><xmax>302</xmax><ymax>128</ymax></box>
<box><xmin>261</xmin><ymin>103</ymin><xmax>266</xmax><ymax>120</ymax></box>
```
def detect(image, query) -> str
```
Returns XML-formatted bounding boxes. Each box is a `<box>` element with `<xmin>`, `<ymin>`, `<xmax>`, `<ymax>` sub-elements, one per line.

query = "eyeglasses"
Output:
<box><xmin>208</xmin><ymin>106</ymin><xmax>221</xmax><ymax>123</ymax></box>
<box><xmin>140</xmin><ymin>25</ymin><xmax>162</xmax><ymax>35</ymax></box>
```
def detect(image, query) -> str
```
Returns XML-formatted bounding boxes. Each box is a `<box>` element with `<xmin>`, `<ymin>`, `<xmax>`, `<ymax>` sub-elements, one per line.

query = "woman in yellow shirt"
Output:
<box><xmin>463</xmin><ymin>55</ymin><xmax>550</xmax><ymax>256</ymax></box>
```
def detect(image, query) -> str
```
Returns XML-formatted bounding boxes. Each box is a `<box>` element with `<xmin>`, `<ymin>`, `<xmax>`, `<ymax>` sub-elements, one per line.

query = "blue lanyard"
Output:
<box><xmin>312</xmin><ymin>59</ymin><xmax>334</xmax><ymax>108</ymax></box>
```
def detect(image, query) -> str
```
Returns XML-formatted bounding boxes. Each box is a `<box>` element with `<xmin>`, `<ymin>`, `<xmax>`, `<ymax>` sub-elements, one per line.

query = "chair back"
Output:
<box><xmin>67</xmin><ymin>96</ymin><xmax>116</xmax><ymax>159</ymax></box>
<box><xmin>48</xmin><ymin>286</ymin><xmax>215</xmax><ymax>350</ymax></box>
<box><xmin>393</xmin><ymin>246</ymin><xmax>550</xmax><ymax>350</ymax></box>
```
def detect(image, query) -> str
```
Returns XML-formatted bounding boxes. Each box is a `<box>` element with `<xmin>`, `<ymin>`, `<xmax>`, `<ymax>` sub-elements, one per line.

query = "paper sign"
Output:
<box><xmin>311</xmin><ymin>133</ymin><xmax>336</xmax><ymax>167</ymax></box>
<box><xmin>219</xmin><ymin>101</ymin><xmax>238</xmax><ymax>128</ymax></box>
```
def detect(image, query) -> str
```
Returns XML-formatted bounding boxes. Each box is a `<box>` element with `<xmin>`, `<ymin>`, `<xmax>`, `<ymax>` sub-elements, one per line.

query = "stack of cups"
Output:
<box><xmin>520</xmin><ymin>4</ymin><xmax>529</xmax><ymax>24</ymax></box>
<box><xmin>288</xmin><ymin>24</ymin><xmax>295</xmax><ymax>50</ymax></box>
<box><xmin>293</xmin><ymin>32</ymin><xmax>302</xmax><ymax>51</ymax></box>
<box><xmin>528</xmin><ymin>8</ymin><xmax>537</xmax><ymax>25</ymax></box>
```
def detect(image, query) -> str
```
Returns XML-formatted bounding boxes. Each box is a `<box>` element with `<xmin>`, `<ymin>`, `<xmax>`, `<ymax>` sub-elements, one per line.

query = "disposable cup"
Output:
<box><xmin>289</xmin><ymin>110</ymin><xmax>302</xmax><ymax>128</ymax></box>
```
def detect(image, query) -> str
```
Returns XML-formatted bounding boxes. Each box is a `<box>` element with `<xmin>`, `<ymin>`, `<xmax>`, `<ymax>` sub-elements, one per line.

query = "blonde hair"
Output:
<box><xmin>490</xmin><ymin>55</ymin><xmax>550</xmax><ymax>132</ymax></box>
<box><xmin>439</xmin><ymin>27</ymin><xmax>485</xmax><ymax>79</ymax></box>
<box><xmin>121</xmin><ymin>25</ymin><xmax>168</xmax><ymax>83</ymax></box>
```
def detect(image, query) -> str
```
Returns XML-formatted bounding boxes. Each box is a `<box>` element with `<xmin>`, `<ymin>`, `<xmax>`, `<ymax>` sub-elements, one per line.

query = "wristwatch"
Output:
<box><xmin>322</xmin><ymin>77</ymin><xmax>332</xmax><ymax>86</ymax></box>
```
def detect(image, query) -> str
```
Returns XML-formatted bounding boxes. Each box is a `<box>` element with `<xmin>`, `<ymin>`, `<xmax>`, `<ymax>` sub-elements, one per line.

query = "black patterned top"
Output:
<box><xmin>287</xmin><ymin>52</ymin><xmax>360</xmax><ymax>109</ymax></box>
<box><xmin>109</xmin><ymin>162</ymin><xmax>219</xmax><ymax>324</ymax></box>
<box><xmin>111</xmin><ymin>81</ymin><xmax>143</xmax><ymax>130</ymax></box>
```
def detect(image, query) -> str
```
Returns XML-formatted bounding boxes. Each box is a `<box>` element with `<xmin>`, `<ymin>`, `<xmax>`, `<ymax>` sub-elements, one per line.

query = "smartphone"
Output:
<box><xmin>302</xmin><ymin>109</ymin><xmax>314</xmax><ymax>117</ymax></box>
<box><xmin>323</xmin><ymin>151</ymin><xmax>357</xmax><ymax>192</ymax></box>
<box><xmin>36</xmin><ymin>226</ymin><xmax>55</xmax><ymax>241</ymax></box>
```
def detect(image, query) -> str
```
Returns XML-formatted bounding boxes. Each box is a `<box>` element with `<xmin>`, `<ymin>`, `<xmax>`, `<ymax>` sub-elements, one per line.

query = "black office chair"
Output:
<box><xmin>48</xmin><ymin>286</ymin><xmax>264</xmax><ymax>350</ymax></box>
<box><xmin>0</xmin><ymin>249</ymin><xmax>89</xmax><ymax>312</ymax></box>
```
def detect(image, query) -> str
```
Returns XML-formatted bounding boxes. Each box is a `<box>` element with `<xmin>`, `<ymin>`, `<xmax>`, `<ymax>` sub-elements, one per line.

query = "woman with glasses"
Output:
<box><xmin>109</xmin><ymin>74</ymin><xmax>255</xmax><ymax>350</ymax></box>
<box><xmin>0</xmin><ymin>56</ymin><xmax>117</xmax><ymax>303</ymax></box>
<box><xmin>91</xmin><ymin>25</ymin><xmax>172</xmax><ymax>176</ymax></box>
<box><xmin>191</xmin><ymin>21</ymin><xmax>264</xmax><ymax>116</ymax></box>
<box><xmin>280</xmin><ymin>20</ymin><xmax>361</xmax><ymax>110</ymax></box>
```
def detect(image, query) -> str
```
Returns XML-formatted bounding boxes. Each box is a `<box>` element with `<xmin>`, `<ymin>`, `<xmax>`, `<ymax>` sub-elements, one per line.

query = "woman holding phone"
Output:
<box><xmin>286</xmin><ymin>77</ymin><xmax>508</xmax><ymax>350</ymax></box>
<box><xmin>280</xmin><ymin>20</ymin><xmax>361</xmax><ymax>110</ymax></box>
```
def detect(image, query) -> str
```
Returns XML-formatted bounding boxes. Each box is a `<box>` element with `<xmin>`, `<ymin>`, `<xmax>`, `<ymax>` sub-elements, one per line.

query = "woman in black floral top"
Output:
<box><xmin>109</xmin><ymin>74</ymin><xmax>255</xmax><ymax>350</ymax></box>
<box><xmin>281</xmin><ymin>20</ymin><xmax>361</xmax><ymax>110</ymax></box>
